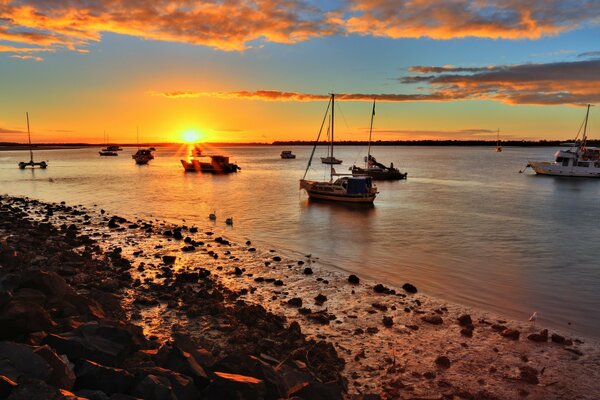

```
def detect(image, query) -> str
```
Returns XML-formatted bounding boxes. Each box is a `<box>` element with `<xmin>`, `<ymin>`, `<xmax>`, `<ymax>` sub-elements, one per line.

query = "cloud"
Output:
<box><xmin>344</xmin><ymin>0</ymin><xmax>600</xmax><ymax>40</ymax></box>
<box><xmin>400</xmin><ymin>59</ymin><xmax>600</xmax><ymax>105</ymax></box>
<box><xmin>0</xmin><ymin>127</ymin><xmax>25</xmax><ymax>134</ymax></box>
<box><xmin>578</xmin><ymin>50</ymin><xmax>600</xmax><ymax>59</ymax></box>
<box><xmin>1</xmin><ymin>0</ymin><xmax>599</xmax><ymax>57</ymax></box>
<box><xmin>10</xmin><ymin>54</ymin><xmax>42</xmax><ymax>61</ymax></box>
<box><xmin>150</xmin><ymin>89</ymin><xmax>461</xmax><ymax>102</ymax></box>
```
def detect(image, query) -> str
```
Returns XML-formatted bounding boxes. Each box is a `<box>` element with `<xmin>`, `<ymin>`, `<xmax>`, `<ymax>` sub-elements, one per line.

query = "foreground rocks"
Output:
<box><xmin>0</xmin><ymin>196</ymin><xmax>345</xmax><ymax>399</ymax></box>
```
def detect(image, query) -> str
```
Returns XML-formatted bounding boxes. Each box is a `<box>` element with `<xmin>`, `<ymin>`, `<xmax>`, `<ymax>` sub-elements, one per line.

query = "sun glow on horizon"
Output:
<box><xmin>181</xmin><ymin>129</ymin><xmax>202</xmax><ymax>144</ymax></box>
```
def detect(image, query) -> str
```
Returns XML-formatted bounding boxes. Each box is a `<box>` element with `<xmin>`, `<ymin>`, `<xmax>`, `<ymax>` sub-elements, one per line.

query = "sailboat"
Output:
<box><xmin>350</xmin><ymin>100</ymin><xmax>407</xmax><ymax>180</ymax></box>
<box><xmin>18</xmin><ymin>112</ymin><xmax>47</xmax><ymax>169</ymax></box>
<box><xmin>495</xmin><ymin>129</ymin><xmax>502</xmax><ymax>152</ymax></box>
<box><xmin>300</xmin><ymin>94</ymin><xmax>378</xmax><ymax>203</ymax></box>
<box><xmin>99</xmin><ymin>131</ymin><xmax>118</xmax><ymax>156</ymax></box>
<box><xmin>320</xmin><ymin>110</ymin><xmax>342</xmax><ymax>164</ymax></box>
<box><xmin>526</xmin><ymin>104</ymin><xmax>600</xmax><ymax>177</ymax></box>
<box><xmin>132</xmin><ymin>127</ymin><xmax>154</xmax><ymax>165</ymax></box>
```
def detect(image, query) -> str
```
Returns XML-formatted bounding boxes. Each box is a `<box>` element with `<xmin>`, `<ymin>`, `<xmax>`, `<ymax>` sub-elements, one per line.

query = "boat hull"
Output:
<box><xmin>529</xmin><ymin>162</ymin><xmax>600</xmax><ymax>178</ymax></box>
<box><xmin>321</xmin><ymin>157</ymin><xmax>342</xmax><ymax>164</ymax></box>
<box><xmin>18</xmin><ymin>161</ymin><xmax>47</xmax><ymax>169</ymax></box>
<box><xmin>181</xmin><ymin>159</ymin><xmax>239</xmax><ymax>174</ymax></box>
<box><xmin>351</xmin><ymin>166</ymin><xmax>407</xmax><ymax>180</ymax></box>
<box><xmin>300</xmin><ymin>179</ymin><xmax>377</xmax><ymax>203</ymax></box>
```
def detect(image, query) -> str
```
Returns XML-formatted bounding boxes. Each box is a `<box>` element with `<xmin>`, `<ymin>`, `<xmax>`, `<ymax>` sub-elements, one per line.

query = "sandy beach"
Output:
<box><xmin>1</xmin><ymin>194</ymin><xmax>599</xmax><ymax>399</ymax></box>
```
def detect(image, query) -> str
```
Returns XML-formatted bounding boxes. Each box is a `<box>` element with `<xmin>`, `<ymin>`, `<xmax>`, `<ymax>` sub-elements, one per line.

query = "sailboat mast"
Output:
<box><xmin>367</xmin><ymin>99</ymin><xmax>375</xmax><ymax>167</ymax></box>
<box><xmin>330</xmin><ymin>93</ymin><xmax>335</xmax><ymax>180</ymax></box>
<box><xmin>26</xmin><ymin>112</ymin><xmax>33</xmax><ymax>162</ymax></box>
<box><xmin>137</xmin><ymin>127</ymin><xmax>140</xmax><ymax>150</ymax></box>
<box><xmin>582</xmin><ymin>104</ymin><xmax>591</xmax><ymax>148</ymax></box>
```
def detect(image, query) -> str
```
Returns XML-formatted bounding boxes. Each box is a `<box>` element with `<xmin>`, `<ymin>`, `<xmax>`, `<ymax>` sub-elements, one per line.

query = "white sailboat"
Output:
<box><xmin>527</xmin><ymin>104</ymin><xmax>600</xmax><ymax>177</ymax></box>
<box><xmin>350</xmin><ymin>99</ymin><xmax>407</xmax><ymax>180</ymax></box>
<box><xmin>132</xmin><ymin>127</ymin><xmax>154</xmax><ymax>165</ymax></box>
<box><xmin>18</xmin><ymin>112</ymin><xmax>47</xmax><ymax>169</ymax></box>
<box><xmin>300</xmin><ymin>94</ymin><xmax>378</xmax><ymax>203</ymax></box>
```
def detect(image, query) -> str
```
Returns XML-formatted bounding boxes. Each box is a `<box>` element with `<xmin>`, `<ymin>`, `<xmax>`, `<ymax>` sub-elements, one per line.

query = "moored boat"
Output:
<box><xmin>18</xmin><ymin>112</ymin><xmax>48</xmax><ymax>169</ymax></box>
<box><xmin>181</xmin><ymin>154</ymin><xmax>240</xmax><ymax>173</ymax></box>
<box><xmin>300</xmin><ymin>93</ymin><xmax>378</xmax><ymax>203</ymax></box>
<box><xmin>132</xmin><ymin>149</ymin><xmax>154</xmax><ymax>165</ymax></box>
<box><xmin>99</xmin><ymin>149</ymin><xmax>118</xmax><ymax>156</ymax></box>
<box><xmin>350</xmin><ymin>100</ymin><xmax>407</xmax><ymax>180</ymax></box>
<box><xmin>281</xmin><ymin>150</ymin><xmax>296</xmax><ymax>159</ymax></box>
<box><xmin>495</xmin><ymin>129</ymin><xmax>502</xmax><ymax>152</ymax></box>
<box><xmin>526</xmin><ymin>105</ymin><xmax>600</xmax><ymax>178</ymax></box>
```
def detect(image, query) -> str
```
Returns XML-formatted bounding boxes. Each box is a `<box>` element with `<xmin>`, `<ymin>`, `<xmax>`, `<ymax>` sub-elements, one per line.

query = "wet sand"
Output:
<box><xmin>1</xmin><ymin>194</ymin><xmax>599</xmax><ymax>399</ymax></box>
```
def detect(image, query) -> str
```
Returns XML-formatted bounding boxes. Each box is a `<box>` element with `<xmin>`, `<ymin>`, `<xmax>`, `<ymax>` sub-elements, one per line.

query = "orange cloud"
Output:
<box><xmin>1</xmin><ymin>0</ymin><xmax>599</xmax><ymax>59</ymax></box>
<box><xmin>344</xmin><ymin>0</ymin><xmax>600</xmax><ymax>40</ymax></box>
<box><xmin>402</xmin><ymin>59</ymin><xmax>600</xmax><ymax>105</ymax></box>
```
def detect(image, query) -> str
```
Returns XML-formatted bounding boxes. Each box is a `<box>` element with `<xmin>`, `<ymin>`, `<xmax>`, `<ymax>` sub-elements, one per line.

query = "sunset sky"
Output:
<box><xmin>1</xmin><ymin>1</ymin><xmax>600</xmax><ymax>143</ymax></box>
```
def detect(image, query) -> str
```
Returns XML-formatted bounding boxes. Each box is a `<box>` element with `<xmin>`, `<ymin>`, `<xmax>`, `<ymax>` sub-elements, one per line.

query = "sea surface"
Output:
<box><xmin>1</xmin><ymin>145</ymin><xmax>599</xmax><ymax>337</ymax></box>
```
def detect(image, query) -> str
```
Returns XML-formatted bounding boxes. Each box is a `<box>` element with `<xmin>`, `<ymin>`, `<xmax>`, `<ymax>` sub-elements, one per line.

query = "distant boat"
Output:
<box><xmin>495</xmin><ymin>129</ymin><xmax>502</xmax><ymax>152</ymax></box>
<box><xmin>132</xmin><ymin>128</ymin><xmax>154</xmax><ymax>165</ymax></box>
<box><xmin>527</xmin><ymin>104</ymin><xmax>600</xmax><ymax>177</ymax></box>
<box><xmin>281</xmin><ymin>150</ymin><xmax>296</xmax><ymax>159</ymax></box>
<box><xmin>132</xmin><ymin>149</ymin><xmax>154</xmax><ymax>165</ymax></box>
<box><xmin>300</xmin><ymin>93</ymin><xmax>378</xmax><ymax>203</ymax></box>
<box><xmin>99</xmin><ymin>131</ymin><xmax>118</xmax><ymax>156</ymax></box>
<box><xmin>18</xmin><ymin>112</ymin><xmax>47</xmax><ymax>169</ymax></box>
<box><xmin>106</xmin><ymin>145</ymin><xmax>122</xmax><ymax>151</ymax></box>
<box><xmin>350</xmin><ymin>100</ymin><xmax>407</xmax><ymax>180</ymax></box>
<box><xmin>181</xmin><ymin>154</ymin><xmax>240</xmax><ymax>173</ymax></box>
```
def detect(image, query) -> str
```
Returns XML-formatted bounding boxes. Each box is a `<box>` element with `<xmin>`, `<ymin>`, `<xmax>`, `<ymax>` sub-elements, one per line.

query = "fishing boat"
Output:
<box><xmin>281</xmin><ymin>150</ymin><xmax>296</xmax><ymax>159</ymax></box>
<box><xmin>495</xmin><ymin>129</ymin><xmax>502</xmax><ymax>152</ymax></box>
<box><xmin>350</xmin><ymin>100</ymin><xmax>407</xmax><ymax>180</ymax></box>
<box><xmin>526</xmin><ymin>104</ymin><xmax>600</xmax><ymax>177</ymax></box>
<box><xmin>300</xmin><ymin>94</ymin><xmax>378</xmax><ymax>203</ymax></box>
<box><xmin>181</xmin><ymin>154</ymin><xmax>240</xmax><ymax>173</ymax></box>
<box><xmin>17</xmin><ymin>112</ymin><xmax>47</xmax><ymax>169</ymax></box>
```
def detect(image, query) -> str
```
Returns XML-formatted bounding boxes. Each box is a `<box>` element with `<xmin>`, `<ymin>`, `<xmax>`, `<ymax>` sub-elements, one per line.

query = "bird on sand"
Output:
<box><xmin>528</xmin><ymin>311</ymin><xmax>538</xmax><ymax>328</ymax></box>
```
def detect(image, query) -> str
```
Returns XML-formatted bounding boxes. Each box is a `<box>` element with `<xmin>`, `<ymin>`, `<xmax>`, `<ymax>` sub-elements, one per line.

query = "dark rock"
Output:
<box><xmin>0</xmin><ymin>341</ymin><xmax>52</xmax><ymax>382</ymax></box>
<box><xmin>551</xmin><ymin>333</ymin><xmax>566</xmax><ymax>344</ymax></box>
<box><xmin>421</xmin><ymin>315</ymin><xmax>443</xmax><ymax>325</ymax></box>
<box><xmin>34</xmin><ymin>345</ymin><xmax>76</xmax><ymax>390</ymax></box>
<box><xmin>402</xmin><ymin>283</ymin><xmax>417</xmax><ymax>293</ymax></box>
<box><xmin>519</xmin><ymin>366</ymin><xmax>539</xmax><ymax>384</ymax></box>
<box><xmin>371</xmin><ymin>302</ymin><xmax>387</xmax><ymax>312</ymax></box>
<box><xmin>303</xmin><ymin>267</ymin><xmax>313</xmax><ymax>275</ymax></box>
<box><xmin>314</xmin><ymin>294</ymin><xmax>327</xmax><ymax>305</ymax></box>
<box><xmin>348</xmin><ymin>275</ymin><xmax>360</xmax><ymax>284</ymax></box>
<box><xmin>382</xmin><ymin>316</ymin><xmax>393</xmax><ymax>327</ymax></box>
<box><xmin>500</xmin><ymin>329</ymin><xmax>520</xmax><ymax>341</ymax></box>
<box><xmin>173</xmin><ymin>231</ymin><xmax>183</xmax><ymax>240</ymax></box>
<box><xmin>3</xmin><ymin>379</ymin><xmax>69</xmax><ymax>400</ymax></box>
<box><xmin>373</xmin><ymin>284</ymin><xmax>386</xmax><ymax>293</ymax></box>
<box><xmin>162</xmin><ymin>256</ymin><xmax>176</xmax><ymax>265</ymax></box>
<box><xmin>457</xmin><ymin>314</ymin><xmax>472</xmax><ymax>326</ymax></box>
<box><xmin>461</xmin><ymin>324</ymin><xmax>475</xmax><ymax>337</ymax></box>
<box><xmin>75</xmin><ymin>359</ymin><xmax>134</xmax><ymax>395</ymax></box>
<box><xmin>234</xmin><ymin>267</ymin><xmax>243</xmax><ymax>276</ymax></box>
<box><xmin>527</xmin><ymin>329</ymin><xmax>548</xmax><ymax>343</ymax></box>
<box><xmin>287</xmin><ymin>298</ymin><xmax>303</xmax><ymax>308</ymax></box>
<box><xmin>0</xmin><ymin>375</ymin><xmax>16</xmax><ymax>398</ymax></box>
<box><xmin>203</xmin><ymin>371</ymin><xmax>266</xmax><ymax>400</ymax></box>
<box><xmin>132</xmin><ymin>374</ymin><xmax>174</xmax><ymax>400</ymax></box>
<box><xmin>272</xmin><ymin>256</ymin><xmax>281</xmax><ymax>262</ymax></box>
<box><xmin>0</xmin><ymin>300</ymin><xmax>56</xmax><ymax>339</ymax></box>
<box><xmin>154</xmin><ymin>345</ymin><xmax>210</xmax><ymax>389</ymax></box>
<box><xmin>491</xmin><ymin>324</ymin><xmax>507</xmax><ymax>332</ymax></box>
<box><xmin>273</xmin><ymin>280</ymin><xmax>284</xmax><ymax>286</ymax></box>
<box><xmin>435</xmin><ymin>355</ymin><xmax>451</xmax><ymax>369</ymax></box>
<box><xmin>108</xmin><ymin>219</ymin><xmax>119</xmax><ymax>228</ymax></box>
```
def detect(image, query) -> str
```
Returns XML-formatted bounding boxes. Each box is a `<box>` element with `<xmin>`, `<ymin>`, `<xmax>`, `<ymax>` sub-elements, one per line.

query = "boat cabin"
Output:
<box><xmin>334</xmin><ymin>176</ymin><xmax>374</xmax><ymax>194</ymax></box>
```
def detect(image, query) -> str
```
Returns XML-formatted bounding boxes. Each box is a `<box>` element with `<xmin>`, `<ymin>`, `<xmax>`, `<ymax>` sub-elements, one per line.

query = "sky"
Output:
<box><xmin>1</xmin><ymin>0</ymin><xmax>600</xmax><ymax>144</ymax></box>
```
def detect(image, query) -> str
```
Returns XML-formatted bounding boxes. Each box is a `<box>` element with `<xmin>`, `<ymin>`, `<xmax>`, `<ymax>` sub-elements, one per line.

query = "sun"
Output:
<box><xmin>181</xmin><ymin>129</ymin><xmax>202</xmax><ymax>144</ymax></box>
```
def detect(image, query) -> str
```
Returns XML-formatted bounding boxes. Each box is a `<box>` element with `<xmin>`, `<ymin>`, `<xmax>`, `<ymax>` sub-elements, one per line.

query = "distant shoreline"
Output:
<box><xmin>1</xmin><ymin>139</ymin><xmax>595</xmax><ymax>151</ymax></box>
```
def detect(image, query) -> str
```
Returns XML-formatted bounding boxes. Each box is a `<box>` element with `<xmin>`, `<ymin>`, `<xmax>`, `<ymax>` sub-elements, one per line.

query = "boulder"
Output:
<box><xmin>74</xmin><ymin>359</ymin><xmax>134</xmax><ymax>395</ymax></box>
<box><xmin>18</xmin><ymin>271</ymin><xmax>74</xmax><ymax>298</ymax></box>
<box><xmin>347</xmin><ymin>275</ymin><xmax>360</xmax><ymax>285</ymax></box>
<box><xmin>500</xmin><ymin>329</ymin><xmax>520</xmax><ymax>341</ymax></box>
<box><xmin>131</xmin><ymin>367</ymin><xmax>199</xmax><ymax>400</ymax></box>
<box><xmin>435</xmin><ymin>355</ymin><xmax>451</xmax><ymax>369</ymax></box>
<box><xmin>4</xmin><ymin>379</ymin><xmax>74</xmax><ymax>400</ymax></box>
<box><xmin>0</xmin><ymin>300</ymin><xmax>56</xmax><ymax>339</ymax></box>
<box><xmin>519</xmin><ymin>366</ymin><xmax>539</xmax><ymax>385</ymax></box>
<box><xmin>0</xmin><ymin>375</ymin><xmax>16</xmax><ymax>398</ymax></box>
<box><xmin>154</xmin><ymin>345</ymin><xmax>209</xmax><ymax>389</ymax></box>
<box><xmin>287</xmin><ymin>298</ymin><xmax>303</xmax><ymax>308</ymax></box>
<box><xmin>382</xmin><ymin>316</ymin><xmax>393</xmax><ymax>327</ymax></box>
<box><xmin>402</xmin><ymin>283</ymin><xmax>417</xmax><ymax>293</ymax></box>
<box><xmin>457</xmin><ymin>314</ymin><xmax>472</xmax><ymax>326</ymax></box>
<box><xmin>203</xmin><ymin>371</ymin><xmax>266</xmax><ymax>400</ymax></box>
<box><xmin>132</xmin><ymin>374</ymin><xmax>175</xmax><ymax>400</ymax></box>
<box><xmin>527</xmin><ymin>329</ymin><xmax>548</xmax><ymax>343</ymax></box>
<box><xmin>0</xmin><ymin>341</ymin><xmax>52</xmax><ymax>382</ymax></box>
<box><xmin>33</xmin><ymin>345</ymin><xmax>76</xmax><ymax>390</ymax></box>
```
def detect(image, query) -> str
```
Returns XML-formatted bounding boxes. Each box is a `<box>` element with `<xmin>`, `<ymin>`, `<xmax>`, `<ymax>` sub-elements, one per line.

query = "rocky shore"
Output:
<box><xmin>1</xmin><ymin>194</ymin><xmax>599</xmax><ymax>399</ymax></box>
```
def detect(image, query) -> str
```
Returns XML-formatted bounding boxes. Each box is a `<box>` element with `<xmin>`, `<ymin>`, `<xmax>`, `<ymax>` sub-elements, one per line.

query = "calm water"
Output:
<box><xmin>1</xmin><ymin>145</ymin><xmax>599</xmax><ymax>337</ymax></box>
